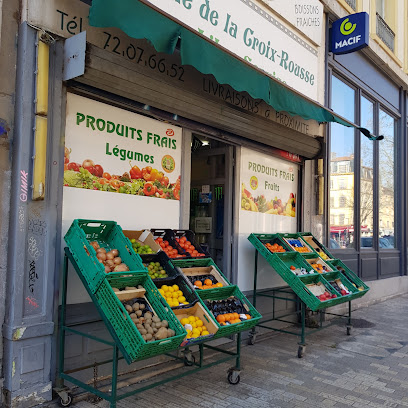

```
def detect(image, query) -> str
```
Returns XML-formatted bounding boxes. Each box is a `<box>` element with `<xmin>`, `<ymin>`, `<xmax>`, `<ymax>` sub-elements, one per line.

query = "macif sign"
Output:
<box><xmin>330</xmin><ymin>12</ymin><xmax>369</xmax><ymax>55</ymax></box>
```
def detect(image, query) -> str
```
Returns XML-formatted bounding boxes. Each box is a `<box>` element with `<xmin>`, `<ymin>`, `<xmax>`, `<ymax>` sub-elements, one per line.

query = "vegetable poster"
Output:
<box><xmin>64</xmin><ymin>93</ymin><xmax>181</xmax><ymax>201</ymax></box>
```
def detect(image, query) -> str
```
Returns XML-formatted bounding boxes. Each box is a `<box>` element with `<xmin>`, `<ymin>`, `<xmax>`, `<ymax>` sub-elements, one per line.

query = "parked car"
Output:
<box><xmin>360</xmin><ymin>237</ymin><xmax>393</xmax><ymax>248</ymax></box>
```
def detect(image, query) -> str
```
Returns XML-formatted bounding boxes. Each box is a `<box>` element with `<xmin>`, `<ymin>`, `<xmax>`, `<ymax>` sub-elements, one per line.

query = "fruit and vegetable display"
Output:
<box><xmin>335</xmin><ymin>266</ymin><xmax>365</xmax><ymax>291</ymax></box>
<box><xmin>264</xmin><ymin>242</ymin><xmax>286</xmax><ymax>253</ymax></box>
<box><xmin>203</xmin><ymin>297</ymin><xmax>252</xmax><ymax>325</ymax></box>
<box><xmin>285</xmin><ymin>239</ymin><xmax>311</xmax><ymax>253</ymax></box>
<box><xmin>175</xmin><ymin>236</ymin><xmax>206</xmax><ymax>257</ymax></box>
<box><xmin>63</xmin><ymin>151</ymin><xmax>181</xmax><ymax>200</ymax></box>
<box><xmin>186</xmin><ymin>275</ymin><xmax>223</xmax><ymax>290</ymax></box>
<box><xmin>155</xmin><ymin>237</ymin><xmax>187</xmax><ymax>259</ymax></box>
<box><xmin>328</xmin><ymin>279</ymin><xmax>350</xmax><ymax>296</ymax></box>
<box><xmin>309</xmin><ymin>263</ymin><xmax>329</xmax><ymax>274</ymax></box>
<box><xmin>289</xmin><ymin>265</ymin><xmax>309</xmax><ymax>276</ymax></box>
<box><xmin>306</xmin><ymin>282</ymin><xmax>337</xmax><ymax>301</ymax></box>
<box><xmin>130</xmin><ymin>239</ymin><xmax>154</xmax><ymax>255</ymax></box>
<box><xmin>179</xmin><ymin>315</ymin><xmax>210</xmax><ymax>339</ymax></box>
<box><xmin>144</xmin><ymin>262</ymin><xmax>168</xmax><ymax>279</ymax></box>
<box><xmin>157</xmin><ymin>284</ymin><xmax>189</xmax><ymax>307</ymax></box>
<box><xmin>89</xmin><ymin>241</ymin><xmax>130</xmax><ymax>273</ymax></box>
<box><xmin>316</xmin><ymin>291</ymin><xmax>337</xmax><ymax>301</ymax></box>
<box><xmin>120</xmin><ymin>297</ymin><xmax>176</xmax><ymax>342</ymax></box>
<box><xmin>241</xmin><ymin>184</ymin><xmax>296</xmax><ymax>217</ymax></box>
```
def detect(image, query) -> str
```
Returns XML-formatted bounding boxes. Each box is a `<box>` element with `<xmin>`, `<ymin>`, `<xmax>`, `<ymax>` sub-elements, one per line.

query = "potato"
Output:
<box><xmin>125</xmin><ymin>305</ymin><xmax>133</xmax><ymax>313</ymax></box>
<box><xmin>136</xmin><ymin>310</ymin><xmax>142</xmax><ymax>317</ymax></box>
<box><xmin>153</xmin><ymin>327</ymin><xmax>158</xmax><ymax>333</ymax></box>
<box><xmin>144</xmin><ymin>312</ymin><xmax>152</xmax><ymax>320</ymax></box>
<box><xmin>137</xmin><ymin>285</ymin><xmax>143</xmax><ymax>289</ymax></box>
<box><xmin>139</xmin><ymin>304</ymin><xmax>145</xmax><ymax>310</ymax></box>
<box><xmin>139</xmin><ymin>328</ymin><xmax>147</xmax><ymax>335</ymax></box>
<box><xmin>155</xmin><ymin>327</ymin><xmax>168</xmax><ymax>340</ymax></box>
<box><xmin>132</xmin><ymin>303</ymin><xmax>140</xmax><ymax>311</ymax></box>
<box><xmin>142</xmin><ymin>335</ymin><xmax>147</xmax><ymax>341</ymax></box>
<box><xmin>147</xmin><ymin>327</ymin><xmax>154</xmax><ymax>335</ymax></box>
<box><xmin>136</xmin><ymin>324</ymin><xmax>144</xmax><ymax>330</ymax></box>
<box><xmin>129</xmin><ymin>313</ymin><xmax>137</xmax><ymax>319</ymax></box>
<box><xmin>145</xmin><ymin>333</ymin><xmax>153</xmax><ymax>340</ymax></box>
<box><xmin>162</xmin><ymin>320</ymin><xmax>169</xmax><ymax>328</ymax></box>
<box><xmin>155</xmin><ymin>322</ymin><xmax>162</xmax><ymax>329</ymax></box>
<box><xmin>167</xmin><ymin>329</ymin><xmax>175</xmax><ymax>337</ymax></box>
<box><xmin>125</xmin><ymin>286</ymin><xmax>136</xmax><ymax>291</ymax></box>
<box><xmin>152</xmin><ymin>316</ymin><xmax>160</xmax><ymax>323</ymax></box>
<box><xmin>145</xmin><ymin>319</ymin><xmax>152</xmax><ymax>326</ymax></box>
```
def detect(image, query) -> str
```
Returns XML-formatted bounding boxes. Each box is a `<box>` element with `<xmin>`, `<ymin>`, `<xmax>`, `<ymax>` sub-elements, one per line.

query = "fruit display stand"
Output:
<box><xmin>55</xmin><ymin>220</ymin><xmax>260</xmax><ymax>407</ymax></box>
<box><xmin>247</xmin><ymin>232</ymin><xmax>369</xmax><ymax>358</ymax></box>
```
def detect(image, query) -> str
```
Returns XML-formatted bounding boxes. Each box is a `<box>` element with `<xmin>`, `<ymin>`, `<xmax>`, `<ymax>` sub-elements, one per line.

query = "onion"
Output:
<box><xmin>113</xmin><ymin>263</ymin><xmax>129</xmax><ymax>272</ymax></box>
<box><xmin>106</xmin><ymin>259</ymin><xmax>114</xmax><ymax>267</ymax></box>
<box><xmin>105</xmin><ymin>265</ymin><xmax>111</xmax><ymax>273</ymax></box>
<box><xmin>106</xmin><ymin>252</ymin><xmax>114</xmax><ymax>260</ymax></box>
<box><xmin>97</xmin><ymin>252</ymin><xmax>107</xmax><ymax>262</ymax></box>
<box><xmin>90</xmin><ymin>241</ymin><xmax>100</xmax><ymax>250</ymax></box>
<box><xmin>98</xmin><ymin>258</ymin><xmax>104</xmax><ymax>264</ymax></box>
<box><xmin>111</xmin><ymin>249</ymin><xmax>119</xmax><ymax>257</ymax></box>
<box><xmin>113</xmin><ymin>257</ymin><xmax>122</xmax><ymax>265</ymax></box>
<box><xmin>96</xmin><ymin>247</ymin><xmax>106</xmax><ymax>254</ymax></box>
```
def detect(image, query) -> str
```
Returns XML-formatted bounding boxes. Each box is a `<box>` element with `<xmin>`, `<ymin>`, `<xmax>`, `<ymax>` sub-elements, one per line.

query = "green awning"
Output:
<box><xmin>89</xmin><ymin>0</ymin><xmax>382</xmax><ymax>141</ymax></box>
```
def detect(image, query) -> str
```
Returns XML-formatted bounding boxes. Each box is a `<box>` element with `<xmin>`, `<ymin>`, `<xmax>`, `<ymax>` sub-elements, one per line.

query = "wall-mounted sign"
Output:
<box><xmin>330</xmin><ymin>12</ymin><xmax>369</xmax><ymax>55</ymax></box>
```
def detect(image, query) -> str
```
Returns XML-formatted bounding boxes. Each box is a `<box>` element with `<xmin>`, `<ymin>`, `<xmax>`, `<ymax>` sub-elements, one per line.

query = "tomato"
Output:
<box><xmin>130</xmin><ymin>165</ymin><xmax>142</xmax><ymax>179</ymax></box>
<box><xmin>143</xmin><ymin>172</ymin><xmax>151</xmax><ymax>181</ymax></box>
<box><xmin>87</xmin><ymin>166</ymin><xmax>96</xmax><ymax>175</ymax></box>
<box><xmin>94</xmin><ymin>164</ymin><xmax>104</xmax><ymax>177</ymax></box>
<box><xmin>110</xmin><ymin>179</ymin><xmax>120</xmax><ymax>189</ymax></box>
<box><xmin>161</xmin><ymin>176</ymin><xmax>169</xmax><ymax>187</ymax></box>
<box><xmin>64</xmin><ymin>157</ymin><xmax>69</xmax><ymax>164</ymax></box>
<box><xmin>143</xmin><ymin>182</ymin><xmax>156</xmax><ymax>196</ymax></box>
<box><xmin>99</xmin><ymin>178</ymin><xmax>107</xmax><ymax>185</ymax></box>
<box><xmin>157</xmin><ymin>188</ymin><xmax>163</xmax><ymax>195</ymax></box>
<box><xmin>146</xmin><ymin>166</ymin><xmax>152</xmax><ymax>173</ymax></box>
<box><xmin>82</xmin><ymin>159</ymin><xmax>95</xmax><ymax>170</ymax></box>
<box><xmin>67</xmin><ymin>162</ymin><xmax>80</xmax><ymax>171</ymax></box>
<box><xmin>103</xmin><ymin>172</ymin><xmax>111</xmax><ymax>180</ymax></box>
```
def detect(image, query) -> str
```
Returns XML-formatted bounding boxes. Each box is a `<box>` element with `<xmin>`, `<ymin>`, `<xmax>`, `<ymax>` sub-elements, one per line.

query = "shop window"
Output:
<box><xmin>360</xmin><ymin>96</ymin><xmax>374</xmax><ymax>246</ymax></box>
<box><xmin>376</xmin><ymin>0</ymin><xmax>395</xmax><ymax>52</ymax></box>
<box><xmin>378</xmin><ymin>109</ymin><xmax>396</xmax><ymax>247</ymax></box>
<box><xmin>329</xmin><ymin>76</ymin><xmax>355</xmax><ymax>249</ymax></box>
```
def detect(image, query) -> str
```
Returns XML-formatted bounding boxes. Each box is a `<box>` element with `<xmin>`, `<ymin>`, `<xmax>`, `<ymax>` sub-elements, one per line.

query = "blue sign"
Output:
<box><xmin>330</xmin><ymin>12</ymin><xmax>369</xmax><ymax>55</ymax></box>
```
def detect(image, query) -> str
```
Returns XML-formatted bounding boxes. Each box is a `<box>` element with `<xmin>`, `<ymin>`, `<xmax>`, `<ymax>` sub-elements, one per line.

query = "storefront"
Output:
<box><xmin>326</xmin><ymin>23</ymin><xmax>407</xmax><ymax>282</ymax></box>
<box><xmin>3</xmin><ymin>0</ymin><xmax>383</xmax><ymax>405</ymax></box>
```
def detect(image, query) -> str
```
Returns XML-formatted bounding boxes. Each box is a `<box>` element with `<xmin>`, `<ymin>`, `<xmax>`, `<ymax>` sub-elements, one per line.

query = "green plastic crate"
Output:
<box><xmin>324</xmin><ymin>271</ymin><xmax>360</xmax><ymax>296</ymax></box>
<box><xmin>248</xmin><ymin>233</ymin><xmax>292</xmax><ymax>254</ymax></box>
<box><xmin>64</xmin><ymin>219</ymin><xmax>146</xmax><ymax>293</ymax></box>
<box><xmin>292</xmin><ymin>274</ymin><xmax>343</xmax><ymax>311</ymax></box>
<box><xmin>197</xmin><ymin>285</ymin><xmax>261</xmax><ymax>339</ymax></box>
<box><xmin>327</xmin><ymin>259</ymin><xmax>370</xmax><ymax>293</ymax></box>
<box><xmin>171</xmin><ymin>258</ymin><xmax>232</xmax><ymax>289</ymax></box>
<box><xmin>103</xmin><ymin>273</ymin><xmax>187</xmax><ymax>362</ymax></box>
<box><xmin>298</xmin><ymin>233</ymin><xmax>335</xmax><ymax>260</ymax></box>
<box><xmin>278</xmin><ymin>233</ymin><xmax>315</xmax><ymax>254</ymax></box>
<box><xmin>301</xmin><ymin>253</ymin><xmax>334</xmax><ymax>274</ymax></box>
<box><xmin>273</xmin><ymin>252</ymin><xmax>315</xmax><ymax>280</ymax></box>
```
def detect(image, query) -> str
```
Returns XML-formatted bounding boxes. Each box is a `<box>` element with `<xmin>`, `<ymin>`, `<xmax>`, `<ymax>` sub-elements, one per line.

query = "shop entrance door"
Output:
<box><xmin>189</xmin><ymin>135</ymin><xmax>234</xmax><ymax>280</ymax></box>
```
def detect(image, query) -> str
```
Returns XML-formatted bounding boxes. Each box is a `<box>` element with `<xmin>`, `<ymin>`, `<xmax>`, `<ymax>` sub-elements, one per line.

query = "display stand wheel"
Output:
<box><xmin>247</xmin><ymin>334</ymin><xmax>256</xmax><ymax>345</ymax></box>
<box><xmin>58</xmin><ymin>393</ymin><xmax>72</xmax><ymax>407</ymax></box>
<box><xmin>346</xmin><ymin>325</ymin><xmax>352</xmax><ymax>336</ymax></box>
<box><xmin>297</xmin><ymin>345</ymin><xmax>306</xmax><ymax>359</ymax></box>
<box><xmin>227</xmin><ymin>369</ymin><xmax>241</xmax><ymax>385</ymax></box>
<box><xmin>183</xmin><ymin>350</ymin><xmax>196</xmax><ymax>366</ymax></box>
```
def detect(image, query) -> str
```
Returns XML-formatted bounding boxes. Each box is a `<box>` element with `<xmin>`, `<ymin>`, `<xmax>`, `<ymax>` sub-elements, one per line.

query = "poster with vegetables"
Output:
<box><xmin>63</xmin><ymin>93</ymin><xmax>181</xmax><ymax>201</ymax></box>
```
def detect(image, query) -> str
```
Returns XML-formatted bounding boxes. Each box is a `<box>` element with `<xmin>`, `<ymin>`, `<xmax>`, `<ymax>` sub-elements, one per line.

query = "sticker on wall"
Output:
<box><xmin>63</xmin><ymin>94</ymin><xmax>182</xmax><ymax>201</ymax></box>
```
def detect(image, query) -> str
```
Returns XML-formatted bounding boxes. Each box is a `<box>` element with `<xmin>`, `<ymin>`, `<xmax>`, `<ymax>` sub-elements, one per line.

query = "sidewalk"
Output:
<box><xmin>65</xmin><ymin>294</ymin><xmax>408</xmax><ymax>408</ymax></box>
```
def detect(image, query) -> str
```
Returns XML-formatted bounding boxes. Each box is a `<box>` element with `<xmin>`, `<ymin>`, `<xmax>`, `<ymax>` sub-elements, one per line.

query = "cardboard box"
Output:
<box><xmin>180</xmin><ymin>265</ymin><xmax>230</xmax><ymax>288</ymax></box>
<box><xmin>173</xmin><ymin>302</ymin><xmax>218</xmax><ymax>346</ymax></box>
<box><xmin>305</xmin><ymin>257</ymin><xmax>333</xmax><ymax>273</ymax></box>
<box><xmin>123</xmin><ymin>230</ymin><xmax>161</xmax><ymax>254</ymax></box>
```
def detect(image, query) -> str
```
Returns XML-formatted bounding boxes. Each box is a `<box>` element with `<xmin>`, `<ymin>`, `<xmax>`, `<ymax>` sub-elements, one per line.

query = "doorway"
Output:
<box><xmin>189</xmin><ymin>134</ymin><xmax>235</xmax><ymax>281</ymax></box>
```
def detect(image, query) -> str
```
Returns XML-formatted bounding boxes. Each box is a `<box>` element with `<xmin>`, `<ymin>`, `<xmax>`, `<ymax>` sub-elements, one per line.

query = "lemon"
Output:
<box><xmin>191</xmin><ymin>322</ymin><xmax>197</xmax><ymax>329</ymax></box>
<box><xmin>180</xmin><ymin>318</ymin><xmax>189</xmax><ymax>326</ymax></box>
<box><xmin>177</xmin><ymin>291</ymin><xmax>183</xmax><ymax>297</ymax></box>
<box><xmin>183</xmin><ymin>302</ymin><xmax>189</xmax><ymax>305</ymax></box>
<box><xmin>202</xmin><ymin>331</ymin><xmax>210</xmax><ymax>336</ymax></box>
<box><xmin>174</xmin><ymin>300</ymin><xmax>180</xmax><ymax>306</ymax></box>
<box><xmin>171</xmin><ymin>292</ymin><xmax>178</xmax><ymax>298</ymax></box>
<box><xmin>186</xmin><ymin>332</ymin><xmax>192</xmax><ymax>338</ymax></box>
<box><xmin>192</xmin><ymin>333</ymin><xmax>200</xmax><ymax>338</ymax></box>
<box><xmin>202</xmin><ymin>326</ymin><xmax>207</xmax><ymax>332</ymax></box>
<box><xmin>195</xmin><ymin>316</ymin><xmax>200</xmax><ymax>321</ymax></box>
<box><xmin>158</xmin><ymin>289</ymin><xmax>165</xmax><ymax>295</ymax></box>
<box><xmin>188</xmin><ymin>316</ymin><xmax>196</xmax><ymax>323</ymax></box>
<box><xmin>172</xmin><ymin>285</ymin><xmax>179</xmax><ymax>291</ymax></box>
<box><xmin>161</xmin><ymin>285</ymin><xmax>168</xmax><ymax>291</ymax></box>
<box><xmin>197</xmin><ymin>326</ymin><xmax>203</xmax><ymax>332</ymax></box>
<box><xmin>178</xmin><ymin>296</ymin><xmax>186</xmax><ymax>303</ymax></box>
<box><xmin>192</xmin><ymin>328</ymin><xmax>200</xmax><ymax>335</ymax></box>
<box><xmin>168</xmin><ymin>299</ymin><xmax>175</xmax><ymax>307</ymax></box>
<box><xmin>196</xmin><ymin>320</ymin><xmax>203</xmax><ymax>327</ymax></box>
<box><xmin>168</xmin><ymin>287</ymin><xmax>174</xmax><ymax>293</ymax></box>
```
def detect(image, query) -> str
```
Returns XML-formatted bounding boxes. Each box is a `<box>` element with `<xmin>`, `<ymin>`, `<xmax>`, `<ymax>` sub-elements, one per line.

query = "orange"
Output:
<box><xmin>204</xmin><ymin>278</ymin><xmax>212</xmax><ymax>286</ymax></box>
<box><xmin>245</xmin><ymin>314</ymin><xmax>251</xmax><ymax>320</ymax></box>
<box><xmin>194</xmin><ymin>280</ymin><xmax>202</xmax><ymax>287</ymax></box>
<box><xmin>216</xmin><ymin>315</ymin><xmax>225</xmax><ymax>323</ymax></box>
<box><xmin>224</xmin><ymin>314</ymin><xmax>232</xmax><ymax>322</ymax></box>
<box><xmin>233</xmin><ymin>312</ymin><xmax>239</xmax><ymax>320</ymax></box>
<box><xmin>215</xmin><ymin>282</ymin><xmax>223</xmax><ymax>288</ymax></box>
